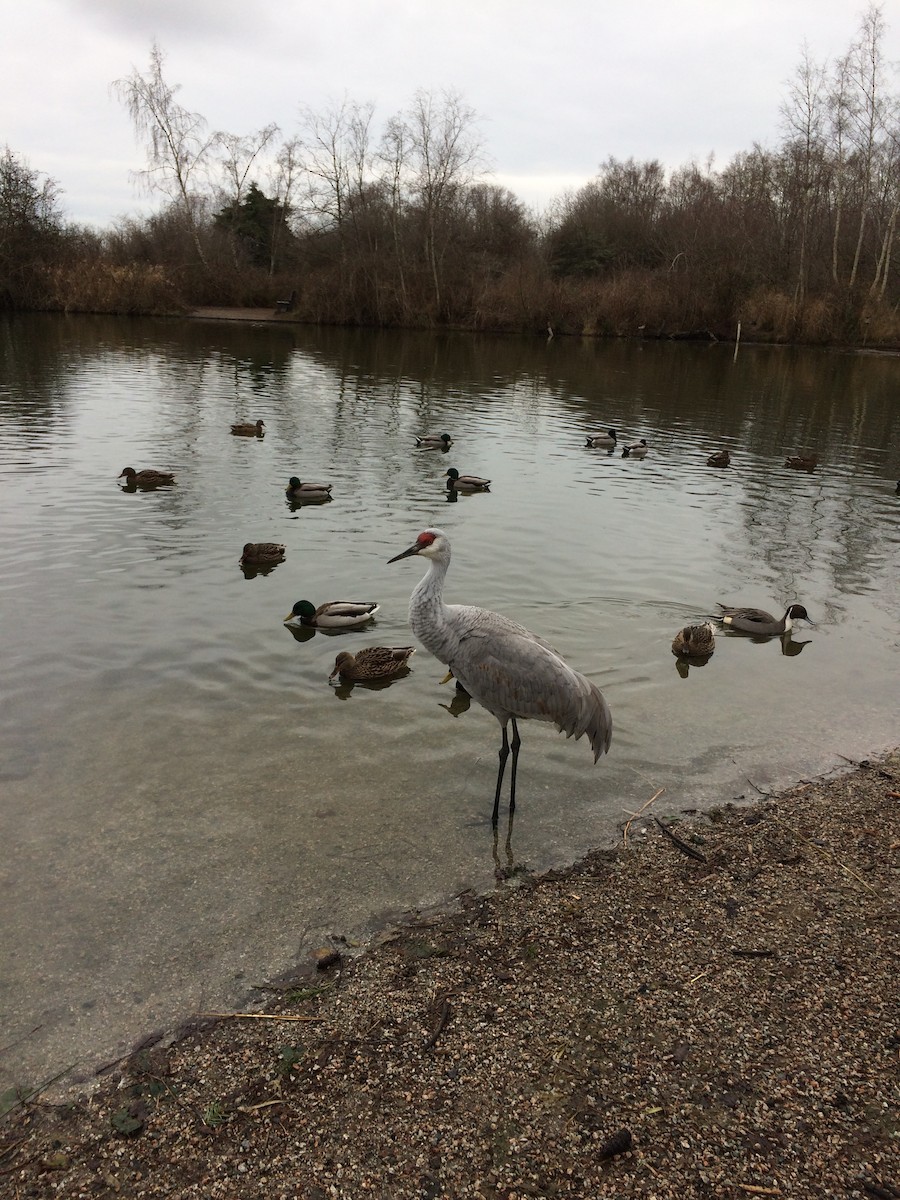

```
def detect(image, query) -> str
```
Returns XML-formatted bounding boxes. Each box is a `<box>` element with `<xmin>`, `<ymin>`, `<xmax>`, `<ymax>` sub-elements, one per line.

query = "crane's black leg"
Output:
<box><xmin>492</xmin><ymin>724</ymin><xmax>510</xmax><ymax>827</ymax></box>
<box><xmin>508</xmin><ymin>718</ymin><xmax>522</xmax><ymax>814</ymax></box>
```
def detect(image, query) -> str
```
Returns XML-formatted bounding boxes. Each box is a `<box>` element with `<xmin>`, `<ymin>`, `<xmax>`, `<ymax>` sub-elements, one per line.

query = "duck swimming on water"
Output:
<box><xmin>717</xmin><ymin>603</ymin><xmax>812</xmax><ymax>635</ymax></box>
<box><xmin>284</xmin><ymin>599</ymin><xmax>380</xmax><ymax>629</ymax></box>
<box><xmin>586</xmin><ymin>429</ymin><xmax>617</xmax><ymax>448</ymax></box>
<box><xmin>445</xmin><ymin>468</ymin><xmax>490</xmax><ymax>492</ymax></box>
<box><xmin>415</xmin><ymin>433</ymin><xmax>453</xmax><ymax>449</ymax></box>
<box><xmin>328</xmin><ymin>646</ymin><xmax>415</xmax><ymax>682</ymax></box>
<box><xmin>671</xmin><ymin>622</ymin><xmax>715</xmax><ymax>657</ymax></box>
<box><xmin>119</xmin><ymin>467</ymin><xmax>175</xmax><ymax>487</ymax></box>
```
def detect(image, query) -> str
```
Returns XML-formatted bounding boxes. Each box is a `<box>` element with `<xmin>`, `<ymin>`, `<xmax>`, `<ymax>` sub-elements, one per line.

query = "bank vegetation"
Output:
<box><xmin>3</xmin><ymin>5</ymin><xmax>900</xmax><ymax>346</ymax></box>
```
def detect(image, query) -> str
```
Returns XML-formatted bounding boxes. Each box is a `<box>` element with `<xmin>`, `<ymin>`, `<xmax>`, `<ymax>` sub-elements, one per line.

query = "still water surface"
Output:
<box><xmin>1</xmin><ymin>314</ymin><xmax>898</xmax><ymax>1089</ymax></box>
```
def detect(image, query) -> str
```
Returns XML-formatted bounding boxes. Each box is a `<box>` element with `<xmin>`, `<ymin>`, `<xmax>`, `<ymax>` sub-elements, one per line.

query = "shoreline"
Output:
<box><xmin>183</xmin><ymin>307</ymin><xmax>900</xmax><ymax>351</ymax></box>
<box><xmin>4</xmin><ymin>749</ymin><xmax>898</xmax><ymax>1197</ymax></box>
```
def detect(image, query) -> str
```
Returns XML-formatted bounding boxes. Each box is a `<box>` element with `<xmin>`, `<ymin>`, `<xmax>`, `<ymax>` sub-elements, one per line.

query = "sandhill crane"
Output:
<box><xmin>388</xmin><ymin>528</ymin><xmax>612</xmax><ymax>825</ymax></box>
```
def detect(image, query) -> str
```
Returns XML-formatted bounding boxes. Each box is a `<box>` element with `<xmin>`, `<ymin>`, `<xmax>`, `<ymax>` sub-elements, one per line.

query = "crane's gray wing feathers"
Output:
<box><xmin>450</xmin><ymin>618</ymin><xmax>612</xmax><ymax>761</ymax></box>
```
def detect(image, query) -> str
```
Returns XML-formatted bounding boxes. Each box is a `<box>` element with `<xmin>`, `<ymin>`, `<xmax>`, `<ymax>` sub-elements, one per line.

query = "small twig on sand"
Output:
<box><xmin>654</xmin><ymin>817</ymin><xmax>708</xmax><ymax>863</ymax></box>
<box><xmin>0</xmin><ymin>1064</ymin><xmax>77</xmax><ymax>1116</ymax></box>
<box><xmin>770</xmin><ymin>816</ymin><xmax>880</xmax><ymax>895</ymax></box>
<box><xmin>860</xmin><ymin>1182</ymin><xmax>900</xmax><ymax>1200</ymax></box>
<box><xmin>732</xmin><ymin>1186</ymin><xmax>782</xmax><ymax>1196</ymax></box>
<box><xmin>423</xmin><ymin>991</ymin><xmax>455</xmax><ymax>1050</ymax></box>
<box><xmin>623</xmin><ymin>787</ymin><xmax>665</xmax><ymax>846</ymax></box>
<box><xmin>745</xmin><ymin>777</ymin><xmax>772</xmax><ymax>796</ymax></box>
<box><xmin>237</xmin><ymin>1099</ymin><xmax>286</xmax><ymax>1114</ymax></box>
<box><xmin>199</xmin><ymin>1012</ymin><xmax>323</xmax><ymax>1022</ymax></box>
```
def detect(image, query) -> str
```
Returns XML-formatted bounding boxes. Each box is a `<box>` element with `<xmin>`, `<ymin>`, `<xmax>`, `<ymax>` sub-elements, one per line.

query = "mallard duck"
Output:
<box><xmin>119</xmin><ymin>467</ymin><xmax>175</xmax><ymax>487</ymax></box>
<box><xmin>240</xmin><ymin>542</ymin><xmax>285</xmax><ymax>566</ymax></box>
<box><xmin>231</xmin><ymin>419</ymin><xmax>265</xmax><ymax>436</ymax></box>
<box><xmin>707</xmin><ymin>450</ymin><xmax>730</xmax><ymax>468</ymax></box>
<box><xmin>621</xmin><ymin>439</ymin><xmax>649</xmax><ymax>459</ymax></box>
<box><xmin>717</xmin><ymin>603</ymin><xmax>812</xmax><ymax>635</ymax></box>
<box><xmin>672</xmin><ymin>622</ymin><xmax>716</xmax><ymax>657</ymax></box>
<box><xmin>785</xmin><ymin>454</ymin><xmax>818</xmax><ymax>472</ymax></box>
<box><xmin>285</xmin><ymin>476</ymin><xmax>332</xmax><ymax>499</ymax></box>
<box><xmin>445</xmin><ymin>468</ymin><xmax>490</xmax><ymax>492</ymax></box>
<box><xmin>415</xmin><ymin>432</ymin><xmax>453</xmax><ymax>449</ymax></box>
<box><xmin>284</xmin><ymin>599</ymin><xmax>380</xmax><ymax>629</ymax></box>
<box><xmin>586</xmin><ymin>428</ymin><xmax>617</xmax><ymax>448</ymax></box>
<box><xmin>328</xmin><ymin>646</ymin><xmax>415</xmax><ymax>682</ymax></box>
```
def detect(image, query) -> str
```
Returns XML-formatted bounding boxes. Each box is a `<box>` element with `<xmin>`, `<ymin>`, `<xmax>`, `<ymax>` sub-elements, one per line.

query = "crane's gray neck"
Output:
<box><xmin>408</xmin><ymin>552</ymin><xmax>456</xmax><ymax>662</ymax></box>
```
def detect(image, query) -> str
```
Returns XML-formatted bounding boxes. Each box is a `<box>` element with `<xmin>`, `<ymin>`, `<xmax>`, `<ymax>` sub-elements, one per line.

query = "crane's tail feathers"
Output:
<box><xmin>560</xmin><ymin>678</ymin><xmax>612</xmax><ymax>761</ymax></box>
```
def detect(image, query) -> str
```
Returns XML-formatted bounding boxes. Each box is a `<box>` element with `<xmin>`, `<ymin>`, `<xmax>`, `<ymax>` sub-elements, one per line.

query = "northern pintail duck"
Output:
<box><xmin>717</xmin><ymin>603</ymin><xmax>812</xmax><ymax>635</ymax></box>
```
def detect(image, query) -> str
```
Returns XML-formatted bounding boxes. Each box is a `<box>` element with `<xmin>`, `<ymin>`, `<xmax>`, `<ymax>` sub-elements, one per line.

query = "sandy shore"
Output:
<box><xmin>3</xmin><ymin>751</ymin><xmax>898</xmax><ymax>1198</ymax></box>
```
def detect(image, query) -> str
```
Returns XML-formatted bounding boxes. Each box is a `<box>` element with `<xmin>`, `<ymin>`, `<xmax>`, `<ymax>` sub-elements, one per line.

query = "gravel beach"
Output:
<box><xmin>3</xmin><ymin>750</ymin><xmax>898</xmax><ymax>1199</ymax></box>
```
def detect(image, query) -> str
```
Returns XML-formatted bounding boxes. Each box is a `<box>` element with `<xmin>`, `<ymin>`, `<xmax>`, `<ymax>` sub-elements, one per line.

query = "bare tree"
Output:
<box><xmin>214</xmin><ymin>123</ymin><xmax>280</xmax><ymax>267</ymax></box>
<box><xmin>265</xmin><ymin>136</ymin><xmax>304</xmax><ymax>275</ymax></box>
<box><xmin>397</xmin><ymin>89</ymin><xmax>486</xmax><ymax>313</ymax></box>
<box><xmin>780</xmin><ymin>43</ymin><xmax>828</xmax><ymax>306</ymax></box>
<box><xmin>378</xmin><ymin>114</ymin><xmax>413</xmax><ymax>315</ymax></box>
<box><xmin>0</xmin><ymin>146</ymin><xmax>64</xmax><ymax>305</ymax></box>
<box><xmin>112</xmin><ymin>43</ymin><xmax>216</xmax><ymax>268</ymax></box>
<box><xmin>298</xmin><ymin>96</ymin><xmax>375</xmax><ymax>233</ymax></box>
<box><xmin>844</xmin><ymin>4</ymin><xmax>889</xmax><ymax>290</ymax></box>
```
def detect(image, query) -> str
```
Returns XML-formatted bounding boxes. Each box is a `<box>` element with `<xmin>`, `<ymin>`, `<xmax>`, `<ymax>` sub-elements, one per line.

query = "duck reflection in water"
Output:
<box><xmin>780</xmin><ymin>634</ymin><xmax>811</xmax><ymax>656</ymax></box>
<box><xmin>287</xmin><ymin>493</ymin><xmax>332</xmax><ymax>512</ymax></box>
<box><xmin>721</xmin><ymin>629</ymin><xmax>811</xmax><ymax>655</ymax></box>
<box><xmin>240</xmin><ymin>561</ymin><xmax>281</xmax><ymax>580</ymax></box>
<box><xmin>674</xmin><ymin>655</ymin><xmax>713</xmax><ymax>679</ymax></box>
<box><xmin>331</xmin><ymin>672</ymin><xmax>412</xmax><ymax>700</ymax></box>
<box><xmin>436</xmin><ymin>669</ymin><xmax>471</xmax><ymax>718</ymax></box>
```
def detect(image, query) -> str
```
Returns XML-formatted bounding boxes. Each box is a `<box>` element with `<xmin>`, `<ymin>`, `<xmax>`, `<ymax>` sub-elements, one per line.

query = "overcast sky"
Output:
<box><xmin>5</xmin><ymin>0</ymin><xmax>900</xmax><ymax>228</ymax></box>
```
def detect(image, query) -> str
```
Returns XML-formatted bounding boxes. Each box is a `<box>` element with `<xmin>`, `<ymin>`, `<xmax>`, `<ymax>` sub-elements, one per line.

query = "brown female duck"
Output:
<box><xmin>231</xmin><ymin>419</ymin><xmax>266</xmax><ymax>436</ymax></box>
<box><xmin>785</xmin><ymin>454</ymin><xmax>817</xmax><ymax>472</ymax></box>
<box><xmin>671</xmin><ymin>622</ymin><xmax>716</xmax><ymax>657</ymax></box>
<box><xmin>240</xmin><ymin>542</ymin><xmax>285</xmax><ymax>566</ymax></box>
<box><xmin>328</xmin><ymin>646</ymin><xmax>416</xmax><ymax>682</ymax></box>
<box><xmin>119</xmin><ymin>467</ymin><xmax>175</xmax><ymax>487</ymax></box>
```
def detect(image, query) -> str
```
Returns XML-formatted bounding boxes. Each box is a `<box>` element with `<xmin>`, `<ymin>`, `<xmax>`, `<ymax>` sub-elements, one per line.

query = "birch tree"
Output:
<box><xmin>113</xmin><ymin>43</ymin><xmax>216</xmax><ymax>268</ymax></box>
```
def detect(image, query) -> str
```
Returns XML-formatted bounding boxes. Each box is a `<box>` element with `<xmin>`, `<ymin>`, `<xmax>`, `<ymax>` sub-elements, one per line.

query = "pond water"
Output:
<box><xmin>1</xmin><ymin>313</ymin><xmax>898</xmax><ymax>1092</ymax></box>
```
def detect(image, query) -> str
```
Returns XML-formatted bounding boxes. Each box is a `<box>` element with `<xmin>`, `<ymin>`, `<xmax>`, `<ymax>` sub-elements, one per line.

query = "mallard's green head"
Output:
<box><xmin>288</xmin><ymin>476</ymin><xmax>302</xmax><ymax>489</ymax></box>
<box><xmin>445</xmin><ymin>468</ymin><xmax>460</xmax><ymax>480</ymax></box>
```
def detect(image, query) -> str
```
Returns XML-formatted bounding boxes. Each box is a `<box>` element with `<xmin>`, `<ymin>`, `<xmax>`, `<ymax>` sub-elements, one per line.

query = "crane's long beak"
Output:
<box><xmin>388</xmin><ymin>543</ymin><xmax>420</xmax><ymax>563</ymax></box>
